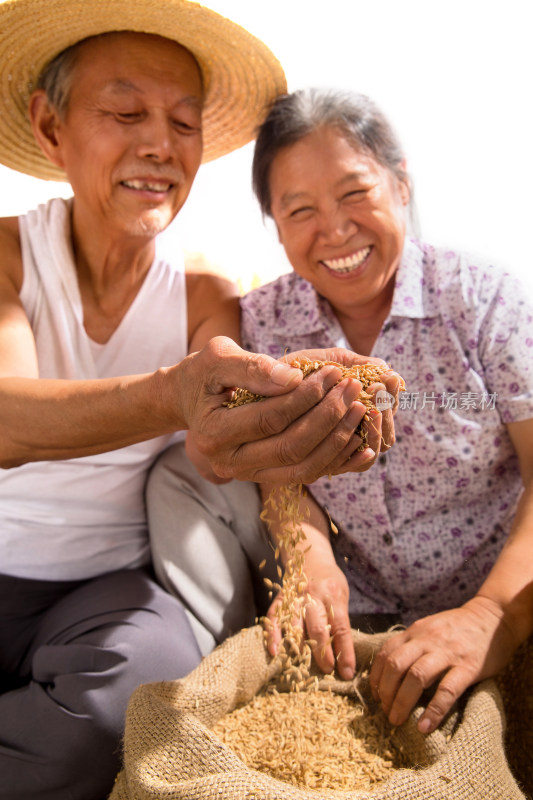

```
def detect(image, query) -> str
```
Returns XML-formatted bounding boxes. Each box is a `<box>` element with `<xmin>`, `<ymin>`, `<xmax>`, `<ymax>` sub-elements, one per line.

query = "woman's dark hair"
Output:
<box><xmin>252</xmin><ymin>88</ymin><xmax>414</xmax><ymax>226</ymax></box>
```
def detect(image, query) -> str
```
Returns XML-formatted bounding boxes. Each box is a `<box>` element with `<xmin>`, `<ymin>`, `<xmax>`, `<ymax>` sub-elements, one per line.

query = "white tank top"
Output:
<box><xmin>0</xmin><ymin>198</ymin><xmax>188</xmax><ymax>580</ymax></box>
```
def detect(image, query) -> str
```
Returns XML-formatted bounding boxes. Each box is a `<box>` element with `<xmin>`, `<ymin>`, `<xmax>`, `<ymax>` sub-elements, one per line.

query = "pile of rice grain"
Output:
<box><xmin>211</xmin><ymin>688</ymin><xmax>408</xmax><ymax>791</ymax></box>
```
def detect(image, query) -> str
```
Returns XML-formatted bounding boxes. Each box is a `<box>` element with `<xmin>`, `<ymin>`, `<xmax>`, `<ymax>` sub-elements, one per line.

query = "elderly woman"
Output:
<box><xmin>238</xmin><ymin>88</ymin><xmax>533</xmax><ymax>735</ymax></box>
<box><xmin>149</xmin><ymin>87</ymin><xmax>532</xmax><ymax>734</ymax></box>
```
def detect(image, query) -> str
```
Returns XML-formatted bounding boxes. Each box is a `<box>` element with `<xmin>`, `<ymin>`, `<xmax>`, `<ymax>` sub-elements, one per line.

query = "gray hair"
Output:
<box><xmin>252</xmin><ymin>88</ymin><xmax>417</xmax><ymax>232</ymax></box>
<box><xmin>35</xmin><ymin>40</ymin><xmax>83</xmax><ymax>118</ymax></box>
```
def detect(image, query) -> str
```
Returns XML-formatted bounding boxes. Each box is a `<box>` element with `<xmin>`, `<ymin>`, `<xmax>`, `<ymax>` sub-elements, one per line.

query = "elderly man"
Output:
<box><xmin>0</xmin><ymin>1</ymin><xmax>400</xmax><ymax>798</ymax></box>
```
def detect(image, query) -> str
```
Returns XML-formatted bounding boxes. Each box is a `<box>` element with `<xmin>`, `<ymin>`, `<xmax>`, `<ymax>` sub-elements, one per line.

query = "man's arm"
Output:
<box><xmin>0</xmin><ymin>271</ymin><xmax>301</xmax><ymax>467</ymax></box>
<box><xmin>185</xmin><ymin>253</ymin><xmax>241</xmax><ymax>351</ymax></box>
<box><xmin>0</xmin><ymin>223</ymin><xmax>400</xmax><ymax>480</ymax></box>
<box><xmin>0</xmin><ymin>225</ymin><xmax>293</xmax><ymax>467</ymax></box>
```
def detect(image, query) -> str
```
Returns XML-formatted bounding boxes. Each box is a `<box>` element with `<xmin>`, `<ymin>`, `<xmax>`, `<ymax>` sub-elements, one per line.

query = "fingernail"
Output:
<box><xmin>340</xmin><ymin>666</ymin><xmax>354</xmax><ymax>680</ymax></box>
<box><xmin>346</xmin><ymin>402</ymin><xmax>365</xmax><ymax>426</ymax></box>
<box><xmin>388</xmin><ymin>376</ymin><xmax>400</xmax><ymax>394</ymax></box>
<box><xmin>270</xmin><ymin>363</ymin><xmax>301</xmax><ymax>386</ymax></box>
<box><xmin>418</xmin><ymin>717</ymin><xmax>432</xmax><ymax>734</ymax></box>
<box><xmin>343</xmin><ymin>380</ymin><xmax>363</xmax><ymax>403</ymax></box>
<box><xmin>320</xmin><ymin>365</ymin><xmax>344</xmax><ymax>391</ymax></box>
<box><xmin>361</xmin><ymin>448</ymin><xmax>376</xmax><ymax>461</ymax></box>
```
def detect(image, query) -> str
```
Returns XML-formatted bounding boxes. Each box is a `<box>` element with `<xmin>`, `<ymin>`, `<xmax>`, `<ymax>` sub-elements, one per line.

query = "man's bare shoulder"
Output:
<box><xmin>0</xmin><ymin>216</ymin><xmax>21</xmax><ymax>241</ymax></box>
<box><xmin>184</xmin><ymin>251</ymin><xmax>239</xmax><ymax>302</ymax></box>
<box><xmin>0</xmin><ymin>217</ymin><xmax>23</xmax><ymax>289</ymax></box>
<box><xmin>184</xmin><ymin>251</ymin><xmax>240</xmax><ymax>348</ymax></box>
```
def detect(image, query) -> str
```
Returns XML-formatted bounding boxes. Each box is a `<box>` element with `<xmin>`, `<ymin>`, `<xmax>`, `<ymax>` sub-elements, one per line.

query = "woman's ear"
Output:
<box><xmin>28</xmin><ymin>89</ymin><xmax>66</xmax><ymax>169</ymax></box>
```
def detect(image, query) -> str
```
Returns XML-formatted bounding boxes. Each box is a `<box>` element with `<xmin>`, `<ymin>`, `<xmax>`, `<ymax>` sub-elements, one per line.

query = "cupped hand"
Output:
<box><xmin>180</xmin><ymin>338</ymin><xmax>373</xmax><ymax>483</ymax></box>
<box><xmin>369</xmin><ymin>596</ymin><xmax>518</xmax><ymax>733</ymax></box>
<box><xmin>179</xmin><ymin>339</ymin><xmax>404</xmax><ymax>484</ymax></box>
<box><xmin>185</xmin><ymin>432</ymin><xmax>232</xmax><ymax>484</ymax></box>
<box><xmin>282</xmin><ymin>348</ymin><xmax>403</xmax><ymax>466</ymax></box>
<box><xmin>265</xmin><ymin>563</ymin><xmax>355</xmax><ymax>681</ymax></box>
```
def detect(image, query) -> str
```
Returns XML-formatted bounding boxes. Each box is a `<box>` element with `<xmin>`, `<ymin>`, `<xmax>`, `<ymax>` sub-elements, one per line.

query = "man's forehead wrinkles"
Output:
<box><xmin>103</xmin><ymin>78</ymin><xmax>203</xmax><ymax>106</ymax></box>
<box><xmin>107</xmin><ymin>78</ymin><xmax>138</xmax><ymax>93</ymax></box>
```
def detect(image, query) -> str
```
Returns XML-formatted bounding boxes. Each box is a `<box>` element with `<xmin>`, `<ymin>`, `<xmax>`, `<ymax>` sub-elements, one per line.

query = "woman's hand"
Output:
<box><xmin>265</xmin><ymin>561</ymin><xmax>356</xmax><ymax>681</ymax></box>
<box><xmin>280</xmin><ymin>348</ymin><xmax>404</xmax><ymax>469</ymax></box>
<box><xmin>369</xmin><ymin>596</ymin><xmax>518</xmax><ymax>733</ymax></box>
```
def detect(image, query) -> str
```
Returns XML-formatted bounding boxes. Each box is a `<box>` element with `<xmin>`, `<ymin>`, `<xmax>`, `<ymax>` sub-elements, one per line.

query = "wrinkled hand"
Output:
<box><xmin>279</xmin><ymin>348</ymin><xmax>403</xmax><ymax>461</ymax></box>
<box><xmin>369</xmin><ymin>597</ymin><xmax>518</xmax><ymax>733</ymax></box>
<box><xmin>265</xmin><ymin>562</ymin><xmax>355</xmax><ymax>680</ymax></box>
<box><xmin>184</xmin><ymin>432</ymin><xmax>232</xmax><ymax>484</ymax></box>
<box><xmin>294</xmin><ymin>359</ymin><xmax>404</xmax><ymax>476</ymax></box>
<box><xmin>179</xmin><ymin>338</ymin><xmax>402</xmax><ymax>484</ymax></box>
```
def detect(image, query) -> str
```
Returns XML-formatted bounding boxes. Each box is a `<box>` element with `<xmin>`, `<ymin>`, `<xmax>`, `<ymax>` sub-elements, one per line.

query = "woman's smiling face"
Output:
<box><xmin>269</xmin><ymin>125</ymin><xmax>410</xmax><ymax>315</ymax></box>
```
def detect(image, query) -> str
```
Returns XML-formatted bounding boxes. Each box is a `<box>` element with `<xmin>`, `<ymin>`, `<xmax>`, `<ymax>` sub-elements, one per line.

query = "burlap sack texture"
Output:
<box><xmin>109</xmin><ymin>625</ymin><xmax>526</xmax><ymax>800</ymax></box>
<box><xmin>497</xmin><ymin>634</ymin><xmax>533</xmax><ymax>799</ymax></box>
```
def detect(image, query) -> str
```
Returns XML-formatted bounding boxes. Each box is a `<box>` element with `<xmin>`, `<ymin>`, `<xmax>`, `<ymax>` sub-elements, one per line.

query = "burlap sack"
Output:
<box><xmin>109</xmin><ymin>625</ymin><xmax>525</xmax><ymax>800</ymax></box>
<box><xmin>497</xmin><ymin>634</ymin><xmax>533</xmax><ymax>799</ymax></box>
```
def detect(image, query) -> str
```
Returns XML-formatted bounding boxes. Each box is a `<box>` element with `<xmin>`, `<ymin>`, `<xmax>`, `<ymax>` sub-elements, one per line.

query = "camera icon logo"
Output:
<box><xmin>374</xmin><ymin>389</ymin><xmax>395</xmax><ymax>411</ymax></box>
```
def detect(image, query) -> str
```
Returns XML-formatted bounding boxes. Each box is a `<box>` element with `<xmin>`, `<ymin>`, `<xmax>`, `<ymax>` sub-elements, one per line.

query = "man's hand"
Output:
<box><xmin>369</xmin><ymin>596</ymin><xmax>518</xmax><ymax>733</ymax></box>
<box><xmin>177</xmin><ymin>338</ymin><xmax>402</xmax><ymax>484</ymax></box>
<box><xmin>184</xmin><ymin>431</ymin><xmax>232</xmax><ymax>484</ymax></box>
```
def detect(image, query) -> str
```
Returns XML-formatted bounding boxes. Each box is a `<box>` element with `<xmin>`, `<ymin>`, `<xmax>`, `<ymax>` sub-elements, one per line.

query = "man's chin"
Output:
<box><xmin>124</xmin><ymin>209</ymin><xmax>175</xmax><ymax>239</ymax></box>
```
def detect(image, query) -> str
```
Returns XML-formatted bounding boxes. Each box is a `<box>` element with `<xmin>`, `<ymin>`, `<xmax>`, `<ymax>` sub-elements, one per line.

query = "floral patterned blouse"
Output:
<box><xmin>241</xmin><ymin>239</ymin><xmax>533</xmax><ymax>623</ymax></box>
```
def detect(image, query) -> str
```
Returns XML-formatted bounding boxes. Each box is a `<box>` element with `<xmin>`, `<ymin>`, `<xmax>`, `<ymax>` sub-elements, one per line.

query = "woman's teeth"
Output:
<box><xmin>323</xmin><ymin>246</ymin><xmax>371</xmax><ymax>273</ymax></box>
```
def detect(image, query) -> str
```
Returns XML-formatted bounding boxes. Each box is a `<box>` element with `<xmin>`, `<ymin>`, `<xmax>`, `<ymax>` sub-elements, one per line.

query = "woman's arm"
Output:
<box><xmin>369</xmin><ymin>416</ymin><xmax>533</xmax><ymax>733</ymax></box>
<box><xmin>261</xmin><ymin>481</ymin><xmax>356</xmax><ymax>680</ymax></box>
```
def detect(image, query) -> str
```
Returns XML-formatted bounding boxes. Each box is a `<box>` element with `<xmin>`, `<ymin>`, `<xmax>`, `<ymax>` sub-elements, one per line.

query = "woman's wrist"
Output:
<box><xmin>468</xmin><ymin>590</ymin><xmax>533</xmax><ymax>649</ymax></box>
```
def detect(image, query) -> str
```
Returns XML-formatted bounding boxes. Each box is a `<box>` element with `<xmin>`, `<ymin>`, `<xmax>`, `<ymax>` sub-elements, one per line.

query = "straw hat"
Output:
<box><xmin>0</xmin><ymin>0</ymin><xmax>287</xmax><ymax>181</ymax></box>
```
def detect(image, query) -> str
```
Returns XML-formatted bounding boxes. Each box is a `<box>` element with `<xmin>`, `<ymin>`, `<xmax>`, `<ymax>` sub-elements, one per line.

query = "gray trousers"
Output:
<box><xmin>147</xmin><ymin>443</ymin><xmax>405</xmax><ymax>648</ymax></box>
<box><xmin>146</xmin><ymin>441</ymin><xmax>278</xmax><ymax>655</ymax></box>
<box><xmin>0</xmin><ymin>568</ymin><xmax>201</xmax><ymax>800</ymax></box>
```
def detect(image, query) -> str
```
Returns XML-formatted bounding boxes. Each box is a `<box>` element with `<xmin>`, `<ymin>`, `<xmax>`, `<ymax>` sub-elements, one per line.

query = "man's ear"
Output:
<box><xmin>28</xmin><ymin>89</ymin><xmax>66</xmax><ymax>169</ymax></box>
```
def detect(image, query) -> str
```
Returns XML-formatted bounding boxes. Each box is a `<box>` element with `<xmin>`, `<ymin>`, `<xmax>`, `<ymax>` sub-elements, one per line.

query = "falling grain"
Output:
<box><xmin>218</xmin><ymin>358</ymin><xmax>407</xmax><ymax>790</ymax></box>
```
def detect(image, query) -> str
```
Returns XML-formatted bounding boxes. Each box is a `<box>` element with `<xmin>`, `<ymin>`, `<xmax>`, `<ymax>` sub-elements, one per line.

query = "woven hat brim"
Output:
<box><xmin>0</xmin><ymin>0</ymin><xmax>287</xmax><ymax>181</ymax></box>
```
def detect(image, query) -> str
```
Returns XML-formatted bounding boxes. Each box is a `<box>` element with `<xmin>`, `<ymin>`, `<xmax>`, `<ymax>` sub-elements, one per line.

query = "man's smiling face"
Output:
<box><xmin>51</xmin><ymin>31</ymin><xmax>204</xmax><ymax>239</ymax></box>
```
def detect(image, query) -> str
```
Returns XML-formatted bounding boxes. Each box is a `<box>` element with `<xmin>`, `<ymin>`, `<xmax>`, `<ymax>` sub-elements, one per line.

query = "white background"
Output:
<box><xmin>1</xmin><ymin>0</ymin><xmax>532</xmax><ymax>293</ymax></box>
